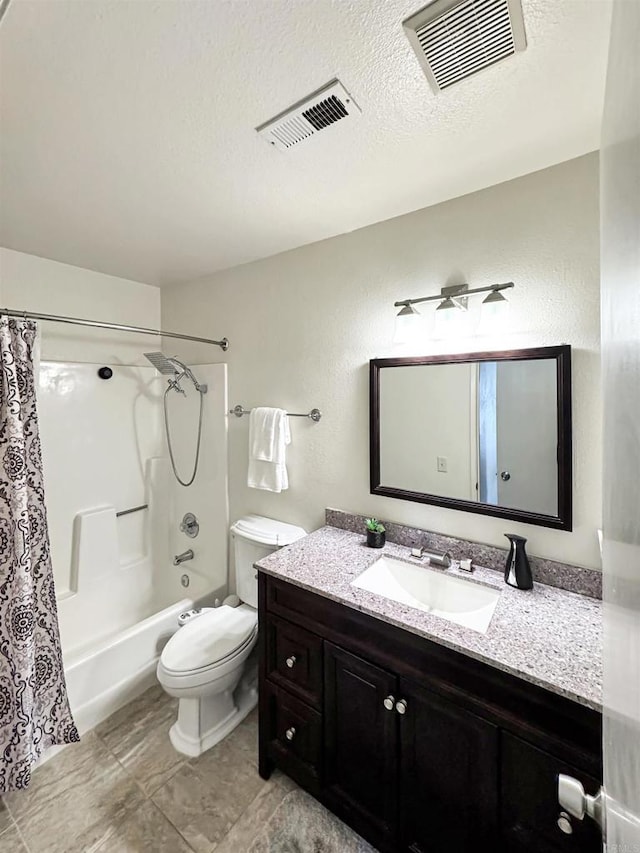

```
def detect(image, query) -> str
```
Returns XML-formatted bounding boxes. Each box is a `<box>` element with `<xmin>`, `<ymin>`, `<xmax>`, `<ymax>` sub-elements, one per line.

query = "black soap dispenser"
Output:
<box><xmin>504</xmin><ymin>534</ymin><xmax>533</xmax><ymax>590</ymax></box>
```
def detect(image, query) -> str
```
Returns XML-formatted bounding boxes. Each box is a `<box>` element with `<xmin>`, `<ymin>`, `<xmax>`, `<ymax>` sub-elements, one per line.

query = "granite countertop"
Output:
<box><xmin>256</xmin><ymin>525</ymin><xmax>602</xmax><ymax>711</ymax></box>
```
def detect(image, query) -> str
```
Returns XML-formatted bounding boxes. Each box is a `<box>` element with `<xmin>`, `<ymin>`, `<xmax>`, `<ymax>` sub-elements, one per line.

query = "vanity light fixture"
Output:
<box><xmin>479</xmin><ymin>288</ymin><xmax>511</xmax><ymax>332</ymax></box>
<box><xmin>434</xmin><ymin>286</ymin><xmax>469</xmax><ymax>338</ymax></box>
<box><xmin>394</xmin><ymin>282</ymin><xmax>514</xmax><ymax>341</ymax></box>
<box><xmin>393</xmin><ymin>303</ymin><xmax>424</xmax><ymax>344</ymax></box>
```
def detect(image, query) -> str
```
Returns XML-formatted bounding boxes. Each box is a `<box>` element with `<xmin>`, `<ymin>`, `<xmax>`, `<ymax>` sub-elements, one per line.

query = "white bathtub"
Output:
<box><xmin>64</xmin><ymin>597</ymin><xmax>192</xmax><ymax>735</ymax></box>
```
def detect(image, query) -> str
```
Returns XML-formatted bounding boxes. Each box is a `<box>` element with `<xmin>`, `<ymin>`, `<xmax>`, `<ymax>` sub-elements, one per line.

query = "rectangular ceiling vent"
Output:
<box><xmin>403</xmin><ymin>0</ymin><xmax>527</xmax><ymax>93</ymax></box>
<box><xmin>256</xmin><ymin>80</ymin><xmax>361</xmax><ymax>151</ymax></box>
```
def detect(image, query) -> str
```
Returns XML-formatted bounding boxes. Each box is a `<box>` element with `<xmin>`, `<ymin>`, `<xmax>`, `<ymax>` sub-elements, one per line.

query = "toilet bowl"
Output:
<box><xmin>157</xmin><ymin>514</ymin><xmax>306</xmax><ymax>757</ymax></box>
<box><xmin>157</xmin><ymin>604</ymin><xmax>259</xmax><ymax>756</ymax></box>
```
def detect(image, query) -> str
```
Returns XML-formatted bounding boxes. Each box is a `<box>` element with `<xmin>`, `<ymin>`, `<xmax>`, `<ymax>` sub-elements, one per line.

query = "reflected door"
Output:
<box><xmin>479</xmin><ymin>360</ymin><xmax>558</xmax><ymax>516</ymax></box>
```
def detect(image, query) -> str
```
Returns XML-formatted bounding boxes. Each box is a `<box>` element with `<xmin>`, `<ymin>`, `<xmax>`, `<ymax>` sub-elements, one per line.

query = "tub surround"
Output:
<box><xmin>326</xmin><ymin>508</ymin><xmax>603</xmax><ymax>599</ymax></box>
<box><xmin>255</xmin><ymin>524</ymin><xmax>602</xmax><ymax>710</ymax></box>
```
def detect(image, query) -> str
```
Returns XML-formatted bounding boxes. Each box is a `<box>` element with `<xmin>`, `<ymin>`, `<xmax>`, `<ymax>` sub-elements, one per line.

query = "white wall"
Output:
<box><xmin>600</xmin><ymin>0</ymin><xmax>640</xmax><ymax>840</ymax></box>
<box><xmin>38</xmin><ymin>361</ymin><xmax>167</xmax><ymax>651</ymax></box>
<box><xmin>0</xmin><ymin>250</ymin><xmax>229</xmax><ymax>653</ymax></box>
<box><xmin>379</xmin><ymin>363</ymin><xmax>475</xmax><ymax>500</ymax></box>
<box><xmin>0</xmin><ymin>248</ymin><xmax>161</xmax><ymax>363</ymax></box>
<box><xmin>162</xmin><ymin>153</ymin><xmax>602</xmax><ymax>570</ymax></box>
<box><xmin>166</xmin><ymin>363</ymin><xmax>229</xmax><ymax>607</ymax></box>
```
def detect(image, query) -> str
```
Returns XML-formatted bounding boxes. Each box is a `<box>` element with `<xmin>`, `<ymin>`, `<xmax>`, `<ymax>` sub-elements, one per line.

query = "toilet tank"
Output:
<box><xmin>230</xmin><ymin>515</ymin><xmax>306</xmax><ymax>608</ymax></box>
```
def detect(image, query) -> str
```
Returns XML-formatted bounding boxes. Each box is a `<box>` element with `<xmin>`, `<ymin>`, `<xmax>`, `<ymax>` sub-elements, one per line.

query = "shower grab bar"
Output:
<box><xmin>230</xmin><ymin>404</ymin><xmax>322</xmax><ymax>422</ymax></box>
<box><xmin>116</xmin><ymin>504</ymin><xmax>148</xmax><ymax>518</ymax></box>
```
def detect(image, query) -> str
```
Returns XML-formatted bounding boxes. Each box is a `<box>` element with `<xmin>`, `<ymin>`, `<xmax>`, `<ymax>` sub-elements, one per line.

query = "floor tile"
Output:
<box><xmin>0</xmin><ymin>825</ymin><xmax>27</xmax><ymax>853</ymax></box>
<box><xmin>5</xmin><ymin>732</ymin><xmax>145</xmax><ymax>853</ymax></box>
<box><xmin>213</xmin><ymin>771</ymin><xmax>297</xmax><ymax>853</ymax></box>
<box><xmin>94</xmin><ymin>685</ymin><xmax>172</xmax><ymax>742</ymax></box>
<box><xmin>95</xmin><ymin>685</ymin><xmax>185</xmax><ymax>795</ymax></box>
<box><xmin>0</xmin><ymin>799</ymin><xmax>12</xmax><ymax>836</ymax></box>
<box><xmin>93</xmin><ymin>799</ymin><xmax>193</xmax><ymax>853</ymax></box>
<box><xmin>247</xmin><ymin>789</ymin><xmax>376</xmax><ymax>853</ymax></box>
<box><xmin>153</xmin><ymin>745</ymin><xmax>267</xmax><ymax>853</ymax></box>
<box><xmin>189</xmin><ymin>707</ymin><xmax>259</xmax><ymax>779</ymax></box>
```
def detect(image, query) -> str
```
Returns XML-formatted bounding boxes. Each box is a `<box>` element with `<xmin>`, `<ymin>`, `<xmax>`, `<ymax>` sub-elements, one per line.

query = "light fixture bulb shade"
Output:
<box><xmin>434</xmin><ymin>295</ymin><xmax>468</xmax><ymax>338</ymax></box>
<box><xmin>393</xmin><ymin>305</ymin><xmax>423</xmax><ymax>345</ymax></box>
<box><xmin>479</xmin><ymin>290</ymin><xmax>510</xmax><ymax>333</ymax></box>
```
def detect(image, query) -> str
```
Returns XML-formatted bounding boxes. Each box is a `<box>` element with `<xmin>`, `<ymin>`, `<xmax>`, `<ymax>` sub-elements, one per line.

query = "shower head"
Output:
<box><xmin>143</xmin><ymin>352</ymin><xmax>207</xmax><ymax>394</ymax></box>
<box><xmin>144</xmin><ymin>352</ymin><xmax>180</xmax><ymax>375</ymax></box>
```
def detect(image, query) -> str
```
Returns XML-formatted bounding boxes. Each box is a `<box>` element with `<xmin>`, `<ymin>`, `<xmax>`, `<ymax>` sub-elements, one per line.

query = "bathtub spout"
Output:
<box><xmin>173</xmin><ymin>549</ymin><xmax>194</xmax><ymax>566</ymax></box>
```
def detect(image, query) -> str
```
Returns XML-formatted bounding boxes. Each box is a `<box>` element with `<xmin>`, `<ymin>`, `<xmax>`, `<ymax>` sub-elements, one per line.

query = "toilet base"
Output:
<box><xmin>168</xmin><ymin>666</ymin><xmax>258</xmax><ymax>757</ymax></box>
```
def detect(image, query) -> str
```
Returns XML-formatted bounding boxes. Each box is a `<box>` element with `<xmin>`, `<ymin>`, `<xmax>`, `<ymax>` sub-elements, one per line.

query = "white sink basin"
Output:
<box><xmin>351</xmin><ymin>556</ymin><xmax>500</xmax><ymax>634</ymax></box>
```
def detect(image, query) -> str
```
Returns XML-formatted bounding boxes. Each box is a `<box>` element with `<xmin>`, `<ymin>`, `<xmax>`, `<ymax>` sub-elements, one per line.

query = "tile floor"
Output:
<box><xmin>0</xmin><ymin>686</ymin><xmax>296</xmax><ymax>853</ymax></box>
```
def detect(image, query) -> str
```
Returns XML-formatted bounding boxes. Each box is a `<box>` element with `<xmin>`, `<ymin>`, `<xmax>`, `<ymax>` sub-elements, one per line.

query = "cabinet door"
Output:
<box><xmin>501</xmin><ymin>733</ymin><xmax>602</xmax><ymax>852</ymax></box>
<box><xmin>324</xmin><ymin>642</ymin><xmax>398</xmax><ymax>846</ymax></box>
<box><xmin>398</xmin><ymin>678</ymin><xmax>499</xmax><ymax>853</ymax></box>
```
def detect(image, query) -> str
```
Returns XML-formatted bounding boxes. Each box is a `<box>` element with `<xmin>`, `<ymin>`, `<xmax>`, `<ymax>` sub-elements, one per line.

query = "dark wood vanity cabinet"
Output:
<box><xmin>258</xmin><ymin>574</ymin><xmax>602</xmax><ymax>853</ymax></box>
<box><xmin>398</xmin><ymin>678</ymin><xmax>499</xmax><ymax>852</ymax></box>
<box><xmin>324</xmin><ymin>643</ymin><xmax>399</xmax><ymax>846</ymax></box>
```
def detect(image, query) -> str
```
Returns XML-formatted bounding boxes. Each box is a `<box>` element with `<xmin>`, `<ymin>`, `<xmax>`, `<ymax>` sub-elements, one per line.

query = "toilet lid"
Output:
<box><xmin>161</xmin><ymin>604</ymin><xmax>258</xmax><ymax>674</ymax></box>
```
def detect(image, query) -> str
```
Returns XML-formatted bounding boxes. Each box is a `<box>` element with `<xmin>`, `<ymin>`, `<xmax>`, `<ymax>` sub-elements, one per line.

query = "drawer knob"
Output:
<box><xmin>383</xmin><ymin>695</ymin><xmax>395</xmax><ymax>711</ymax></box>
<box><xmin>396</xmin><ymin>699</ymin><xmax>408</xmax><ymax>715</ymax></box>
<box><xmin>285</xmin><ymin>726</ymin><xmax>296</xmax><ymax>741</ymax></box>
<box><xmin>557</xmin><ymin>812</ymin><xmax>573</xmax><ymax>835</ymax></box>
<box><xmin>285</xmin><ymin>655</ymin><xmax>297</xmax><ymax>669</ymax></box>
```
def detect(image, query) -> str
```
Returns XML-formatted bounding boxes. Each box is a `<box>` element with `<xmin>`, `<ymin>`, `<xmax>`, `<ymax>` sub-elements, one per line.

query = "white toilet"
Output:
<box><xmin>157</xmin><ymin>514</ymin><xmax>306</xmax><ymax>757</ymax></box>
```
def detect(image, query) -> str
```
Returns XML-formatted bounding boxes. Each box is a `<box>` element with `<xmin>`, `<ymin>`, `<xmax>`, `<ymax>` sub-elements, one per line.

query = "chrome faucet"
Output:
<box><xmin>410</xmin><ymin>546</ymin><xmax>452</xmax><ymax>568</ymax></box>
<box><xmin>173</xmin><ymin>549</ymin><xmax>194</xmax><ymax>566</ymax></box>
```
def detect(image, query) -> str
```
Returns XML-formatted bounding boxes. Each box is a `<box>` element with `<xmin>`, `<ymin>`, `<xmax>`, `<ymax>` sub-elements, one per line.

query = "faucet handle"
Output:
<box><xmin>411</xmin><ymin>546</ymin><xmax>424</xmax><ymax>558</ymax></box>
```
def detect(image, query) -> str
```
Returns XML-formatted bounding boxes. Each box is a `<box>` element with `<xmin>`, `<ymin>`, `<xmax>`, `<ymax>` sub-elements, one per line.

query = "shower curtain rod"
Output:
<box><xmin>0</xmin><ymin>307</ymin><xmax>229</xmax><ymax>351</ymax></box>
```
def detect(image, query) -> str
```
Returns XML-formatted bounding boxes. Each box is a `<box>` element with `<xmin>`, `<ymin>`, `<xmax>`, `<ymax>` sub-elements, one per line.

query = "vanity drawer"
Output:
<box><xmin>264</xmin><ymin>682</ymin><xmax>322</xmax><ymax>791</ymax></box>
<box><xmin>265</xmin><ymin>614</ymin><xmax>323</xmax><ymax>709</ymax></box>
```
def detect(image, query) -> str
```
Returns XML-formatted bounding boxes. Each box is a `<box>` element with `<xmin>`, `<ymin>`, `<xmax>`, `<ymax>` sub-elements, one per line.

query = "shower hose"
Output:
<box><xmin>163</xmin><ymin>383</ymin><xmax>204</xmax><ymax>487</ymax></box>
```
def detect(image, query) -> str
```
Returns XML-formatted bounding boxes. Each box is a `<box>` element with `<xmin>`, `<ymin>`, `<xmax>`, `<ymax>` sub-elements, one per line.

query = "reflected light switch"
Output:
<box><xmin>437</xmin><ymin>456</ymin><xmax>448</xmax><ymax>473</ymax></box>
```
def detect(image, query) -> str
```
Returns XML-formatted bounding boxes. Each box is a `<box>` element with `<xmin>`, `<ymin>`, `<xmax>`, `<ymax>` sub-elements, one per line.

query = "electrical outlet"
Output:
<box><xmin>437</xmin><ymin>456</ymin><xmax>447</xmax><ymax>473</ymax></box>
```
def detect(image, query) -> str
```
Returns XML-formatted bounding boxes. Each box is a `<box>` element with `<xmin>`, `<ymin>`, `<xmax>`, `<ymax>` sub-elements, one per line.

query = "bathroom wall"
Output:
<box><xmin>37</xmin><ymin>361</ymin><xmax>168</xmax><ymax>651</ymax></box>
<box><xmin>0</xmin><ymin>249</ymin><xmax>167</xmax><ymax>651</ymax></box>
<box><xmin>0</xmin><ymin>247</ymin><xmax>161</xmax><ymax>363</ymax></box>
<box><xmin>162</xmin><ymin>153</ymin><xmax>602</xmax><ymax>570</ymax></box>
<box><xmin>166</xmin><ymin>362</ymin><xmax>230</xmax><ymax>609</ymax></box>
<box><xmin>0</xmin><ymin>249</ymin><xmax>228</xmax><ymax>654</ymax></box>
<box><xmin>600</xmin><ymin>0</ymin><xmax>640</xmax><ymax>839</ymax></box>
<box><xmin>379</xmin><ymin>363</ymin><xmax>476</xmax><ymax>500</ymax></box>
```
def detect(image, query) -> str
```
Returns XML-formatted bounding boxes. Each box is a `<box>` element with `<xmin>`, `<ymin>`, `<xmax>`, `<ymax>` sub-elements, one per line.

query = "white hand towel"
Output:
<box><xmin>248</xmin><ymin>407</ymin><xmax>291</xmax><ymax>492</ymax></box>
<box><xmin>250</xmin><ymin>407</ymin><xmax>279</xmax><ymax>462</ymax></box>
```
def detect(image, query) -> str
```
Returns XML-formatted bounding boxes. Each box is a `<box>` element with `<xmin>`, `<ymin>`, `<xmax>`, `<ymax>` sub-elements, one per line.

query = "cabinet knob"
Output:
<box><xmin>396</xmin><ymin>699</ymin><xmax>408</xmax><ymax>715</ymax></box>
<box><xmin>557</xmin><ymin>812</ymin><xmax>573</xmax><ymax>835</ymax></box>
<box><xmin>285</xmin><ymin>655</ymin><xmax>297</xmax><ymax>669</ymax></box>
<box><xmin>285</xmin><ymin>726</ymin><xmax>296</xmax><ymax>742</ymax></box>
<box><xmin>383</xmin><ymin>695</ymin><xmax>395</xmax><ymax>711</ymax></box>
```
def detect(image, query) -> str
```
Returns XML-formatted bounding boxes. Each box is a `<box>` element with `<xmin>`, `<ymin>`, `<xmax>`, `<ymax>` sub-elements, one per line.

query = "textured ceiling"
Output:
<box><xmin>0</xmin><ymin>0</ymin><xmax>612</xmax><ymax>287</ymax></box>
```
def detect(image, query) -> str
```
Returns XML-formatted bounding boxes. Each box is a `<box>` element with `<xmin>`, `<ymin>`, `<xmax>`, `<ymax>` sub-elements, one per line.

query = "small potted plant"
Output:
<box><xmin>365</xmin><ymin>518</ymin><xmax>386</xmax><ymax>549</ymax></box>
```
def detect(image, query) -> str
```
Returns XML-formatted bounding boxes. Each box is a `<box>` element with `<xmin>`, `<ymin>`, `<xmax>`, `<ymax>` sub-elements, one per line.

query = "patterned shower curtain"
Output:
<box><xmin>0</xmin><ymin>317</ymin><xmax>78</xmax><ymax>793</ymax></box>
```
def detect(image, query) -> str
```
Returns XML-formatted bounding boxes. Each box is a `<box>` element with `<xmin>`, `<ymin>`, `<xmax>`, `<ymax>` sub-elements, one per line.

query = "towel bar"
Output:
<box><xmin>116</xmin><ymin>504</ymin><xmax>148</xmax><ymax>518</ymax></box>
<box><xmin>229</xmin><ymin>404</ymin><xmax>322</xmax><ymax>422</ymax></box>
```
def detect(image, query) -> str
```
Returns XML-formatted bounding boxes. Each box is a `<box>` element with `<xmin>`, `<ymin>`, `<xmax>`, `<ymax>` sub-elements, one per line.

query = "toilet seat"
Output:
<box><xmin>160</xmin><ymin>604</ymin><xmax>258</xmax><ymax>679</ymax></box>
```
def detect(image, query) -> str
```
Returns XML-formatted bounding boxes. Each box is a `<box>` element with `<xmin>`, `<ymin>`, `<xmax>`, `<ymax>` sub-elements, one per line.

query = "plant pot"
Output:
<box><xmin>366</xmin><ymin>530</ymin><xmax>386</xmax><ymax>549</ymax></box>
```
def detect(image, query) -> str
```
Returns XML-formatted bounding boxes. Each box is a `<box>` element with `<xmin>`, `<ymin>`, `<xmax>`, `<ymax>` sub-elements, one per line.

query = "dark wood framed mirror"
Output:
<box><xmin>370</xmin><ymin>345</ymin><xmax>572</xmax><ymax>530</ymax></box>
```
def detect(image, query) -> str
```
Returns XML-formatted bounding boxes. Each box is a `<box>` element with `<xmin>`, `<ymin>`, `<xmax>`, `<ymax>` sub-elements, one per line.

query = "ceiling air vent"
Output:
<box><xmin>256</xmin><ymin>80</ymin><xmax>360</xmax><ymax>151</ymax></box>
<box><xmin>403</xmin><ymin>0</ymin><xmax>527</xmax><ymax>93</ymax></box>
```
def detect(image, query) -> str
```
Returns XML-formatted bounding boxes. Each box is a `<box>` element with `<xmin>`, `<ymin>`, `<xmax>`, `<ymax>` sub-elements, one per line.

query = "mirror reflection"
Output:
<box><xmin>380</xmin><ymin>359</ymin><xmax>558</xmax><ymax>515</ymax></box>
<box><xmin>371</xmin><ymin>347</ymin><xmax>571</xmax><ymax>528</ymax></box>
